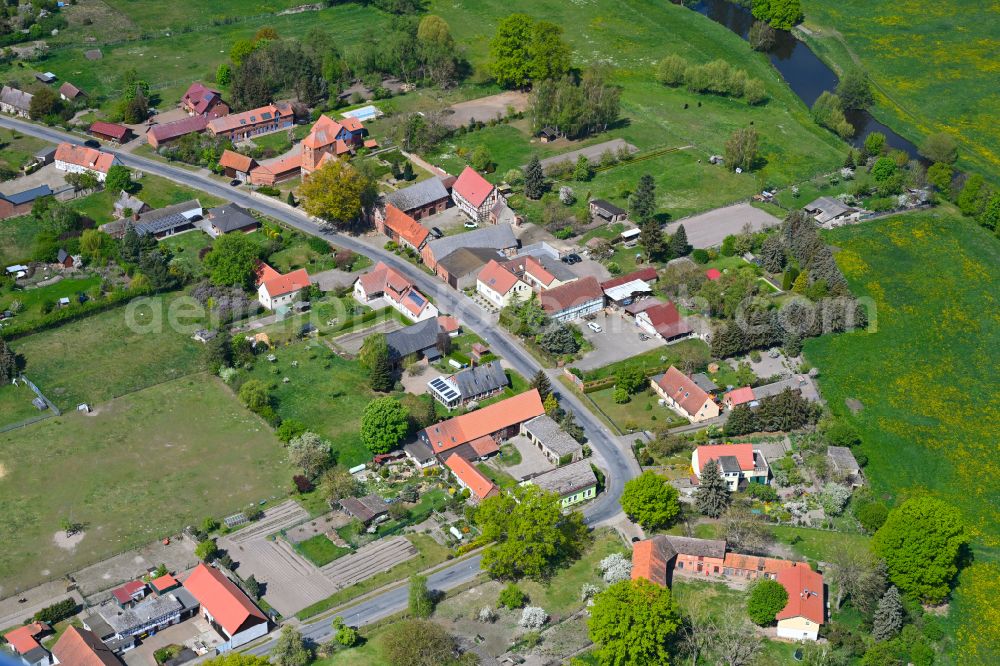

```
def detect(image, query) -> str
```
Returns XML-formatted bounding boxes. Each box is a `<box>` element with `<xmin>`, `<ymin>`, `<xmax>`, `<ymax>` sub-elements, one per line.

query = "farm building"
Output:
<box><xmin>146</xmin><ymin>115</ymin><xmax>209</xmax><ymax>149</ymax></box>
<box><xmin>183</xmin><ymin>564</ymin><xmax>269</xmax><ymax>651</ymax></box>
<box><xmin>218</xmin><ymin>150</ymin><xmax>257</xmax><ymax>182</ymax></box>
<box><xmin>451</xmin><ymin>166</ymin><xmax>504</xmax><ymax>224</ymax></box>
<box><xmin>89</xmin><ymin>121</ymin><xmax>130</xmax><ymax>144</ymax></box>
<box><xmin>385</xmin><ymin>177</ymin><xmax>450</xmax><ymax>220</ymax></box>
<box><xmin>207</xmin><ymin>102</ymin><xmax>294</xmax><ymax>141</ymax></box>
<box><xmin>539</xmin><ymin>276</ymin><xmax>604</xmax><ymax>322</ymax></box>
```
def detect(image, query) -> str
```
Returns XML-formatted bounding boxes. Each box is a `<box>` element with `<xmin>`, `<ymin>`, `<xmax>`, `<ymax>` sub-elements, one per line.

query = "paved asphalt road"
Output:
<box><xmin>0</xmin><ymin>117</ymin><xmax>640</xmax><ymax>651</ymax></box>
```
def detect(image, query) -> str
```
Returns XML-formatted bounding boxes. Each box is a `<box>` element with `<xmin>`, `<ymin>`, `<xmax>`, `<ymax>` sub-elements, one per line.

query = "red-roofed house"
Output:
<box><xmin>539</xmin><ymin>276</ymin><xmax>605</xmax><ymax>322</ymax></box>
<box><xmin>301</xmin><ymin>114</ymin><xmax>366</xmax><ymax>175</ymax></box>
<box><xmin>635</xmin><ymin>301</ymin><xmax>692</xmax><ymax>342</ymax></box>
<box><xmin>89</xmin><ymin>121</ymin><xmax>130</xmax><ymax>144</ymax></box>
<box><xmin>353</xmin><ymin>261</ymin><xmax>439</xmax><ymax>322</ymax></box>
<box><xmin>54</xmin><ymin>143</ymin><xmax>122</xmax><ymax>182</ymax></box>
<box><xmin>146</xmin><ymin>115</ymin><xmax>209</xmax><ymax>149</ymax></box>
<box><xmin>419</xmin><ymin>390</ymin><xmax>545</xmax><ymax>457</ymax></box>
<box><xmin>692</xmin><ymin>443</ymin><xmax>769</xmax><ymax>491</ymax></box>
<box><xmin>207</xmin><ymin>102</ymin><xmax>293</xmax><ymax>141</ymax></box>
<box><xmin>218</xmin><ymin>150</ymin><xmax>257</xmax><ymax>182</ymax></box>
<box><xmin>375</xmin><ymin>204</ymin><xmax>430</xmax><ymax>252</ymax></box>
<box><xmin>150</xmin><ymin>573</ymin><xmax>180</xmax><ymax>595</ymax></box>
<box><xmin>476</xmin><ymin>260</ymin><xmax>530</xmax><ymax>308</ymax></box>
<box><xmin>445</xmin><ymin>453</ymin><xmax>499</xmax><ymax>502</ymax></box>
<box><xmin>248</xmin><ymin>153</ymin><xmax>302</xmax><ymax>186</ymax></box>
<box><xmin>51</xmin><ymin>626</ymin><xmax>122</xmax><ymax>666</ymax></box>
<box><xmin>503</xmin><ymin>255</ymin><xmax>576</xmax><ymax>292</ymax></box>
<box><xmin>723</xmin><ymin>386</ymin><xmax>755</xmax><ymax>409</ymax></box>
<box><xmin>183</xmin><ymin>564</ymin><xmax>268</xmax><ymax>651</ymax></box>
<box><xmin>451</xmin><ymin>166</ymin><xmax>503</xmax><ymax>224</ymax></box>
<box><xmin>255</xmin><ymin>262</ymin><xmax>311</xmax><ymax>310</ymax></box>
<box><xmin>4</xmin><ymin>622</ymin><xmax>51</xmax><ymax>666</ymax></box>
<box><xmin>650</xmin><ymin>366</ymin><xmax>720</xmax><ymax>423</ymax></box>
<box><xmin>111</xmin><ymin>580</ymin><xmax>147</xmax><ymax>607</ymax></box>
<box><xmin>438</xmin><ymin>315</ymin><xmax>460</xmax><ymax>336</ymax></box>
<box><xmin>181</xmin><ymin>82</ymin><xmax>229</xmax><ymax>118</ymax></box>
<box><xmin>705</xmin><ymin>268</ymin><xmax>722</xmax><ymax>281</ymax></box>
<box><xmin>776</xmin><ymin>563</ymin><xmax>824</xmax><ymax>640</ymax></box>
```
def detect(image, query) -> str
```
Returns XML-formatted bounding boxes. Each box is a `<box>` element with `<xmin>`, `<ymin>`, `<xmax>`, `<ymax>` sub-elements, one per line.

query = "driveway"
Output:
<box><xmin>665</xmin><ymin>202</ymin><xmax>782</xmax><ymax>249</ymax></box>
<box><xmin>311</xmin><ymin>267</ymin><xmax>361</xmax><ymax>291</ymax></box>
<box><xmin>122</xmin><ymin>618</ymin><xmax>219</xmax><ymax>666</ymax></box>
<box><xmin>532</xmin><ymin>138</ymin><xmax>638</xmax><ymax>170</ymax></box>
<box><xmin>420</xmin><ymin>206</ymin><xmax>469</xmax><ymax>235</ymax></box>
<box><xmin>0</xmin><ymin>163</ymin><xmax>68</xmax><ymax>197</ymax></box>
<box><xmin>499</xmin><ymin>435</ymin><xmax>555</xmax><ymax>481</ymax></box>
<box><xmin>330</xmin><ymin>318</ymin><xmax>405</xmax><ymax>354</ymax></box>
<box><xmin>573</xmin><ymin>310</ymin><xmax>668</xmax><ymax>372</ymax></box>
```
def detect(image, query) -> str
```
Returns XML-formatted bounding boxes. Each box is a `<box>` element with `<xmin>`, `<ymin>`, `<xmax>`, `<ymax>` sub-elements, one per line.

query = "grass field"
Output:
<box><xmin>804</xmin><ymin>210</ymin><xmax>1000</xmax><ymax>662</ymax></box>
<box><xmin>0</xmin><ymin>132</ymin><xmax>49</xmax><ymax>172</ymax></box>
<box><xmin>293</xmin><ymin>534</ymin><xmax>350</xmax><ymax>567</ymax></box>
<box><xmin>0</xmin><ymin>275</ymin><xmax>102</xmax><ymax>328</ymax></box>
<box><xmin>12</xmin><ymin>292</ymin><xmax>206</xmax><ymax>411</ymax></box>
<box><xmin>0</xmin><ymin>214</ymin><xmax>43</xmax><ymax>266</ymax></box>
<box><xmin>74</xmin><ymin>174</ymin><xmax>222</xmax><ymax>225</ymax></box>
<box><xmin>801</xmin><ymin>1</ymin><xmax>1000</xmax><ymax>179</ymax></box>
<box><xmin>239</xmin><ymin>339</ymin><xmax>374</xmax><ymax>467</ymax></box>
<box><xmin>0</xmin><ymin>372</ymin><xmax>290</xmax><ymax>591</ymax></box>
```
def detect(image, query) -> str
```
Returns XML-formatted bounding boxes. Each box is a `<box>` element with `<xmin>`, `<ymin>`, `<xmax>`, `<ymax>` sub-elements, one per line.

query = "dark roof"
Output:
<box><xmin>57</xmin><ymin>249</ymin><xmax>69</xmax><ymax>263</ymax></box>
<box><xmin>522</xmin><ymin>414</ymin><xmax>581</xmax><ymax>457</ymax></box>
<box><xmin>133</xmin><ymin>200</ymin><xmax>202</xmax><ymax>236</ymax></box>
<box><xmin>827</xmin><ymin>446</ymin><xmax>860</xmax><ymax>472</ymax></box>
<box><xmin>662</xmin><ymin>535</ymin><xmax>727</xmax><ymax>559</ymax></box>
<box><xmin>384</xmin><ymin>317</ymin><xmax>441</xmax><ymax>359</ymax></box>
<box><xmin>1</xmin><ymin>184</ymin><xmax>52</xmax><ymax>206</ymax></box>
<box><xmin>600</xmin><ymin>267</ymin><xmax>659</xmax><ymax>290</ymax></box>
<box><xmin>435</xmin><ymin>246</ymin><xmax>504</xmax><ymax>277</ymax></box>
<box><xmin>404</xmin><ymin>440</ymin><xmax>435</xmax><ymax>462</ymax></box>
<box><xmin>529</xmin><ymin>460</ymin><xmax>597</xmax><ymax>496</ymax></box>
<box><xmin>427</xmin><ymin>224</ymin><xmax>517</xmax><ymax>264</ymax></box>
<box><xmin>208</xmin><ymin>203</ymin><xmax>258</xmax><ymax>233</ymax></box>
<box><xmin>90</xmin><ymin>121</ymin><xmax>129</xmax><ymax>141</ymax></box>
<box><xmin>539</xmin><ymin>276</ymin><xmax>604</xmax><ymax>314</ymax></box>
<box><xmin>718</xmin><ymin>455</ymin><xmax>742</xmax><ymax>474</ymax></box>
<box><xmin>590</xmin><ymin>198</ymin><xmax>626</xmax><ymax>216</ymax></box>
<box><xmin>691</xmin><ymin>373</ymin><xmax>719</xmax><ymax>393</ymax></box>
<box><xmin>386</xmin><ymin>178</ymin><xmax>449</xmax><ymax>212</ymax></box>
<box><xmin>452</xmin><ymin>360</ymin><xmax>508</xmax><ymax>399</ymax></box>
<box><xmin>339</xmin><ymin>494</ymin><xmax>388</xmax><ymax>523</ymax></box>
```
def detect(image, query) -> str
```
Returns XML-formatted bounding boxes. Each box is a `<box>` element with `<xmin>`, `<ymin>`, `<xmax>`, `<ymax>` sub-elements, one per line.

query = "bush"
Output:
<box><xmin>820</xmin><ymin>482</ymin><xmax>852</xmax><ymax>516</ymax></box>
<box><xmin>34</xmin><ymin>598</ymin><xmax>79</xmax><ymax>624</ymax></box>
<box><xmin>691</xmin><ymin>248</ymin><xmax>709</xmax><ymax>264</ymax></box>
<box><xmin>498</xmin><ymin>583</ymin><xmax>527</xmax><ymax>609</ymax></box>
<box><xmin>600</xmin><ymin>552</ymin><xmax>633</xmax><ymax>584</ymax></box>
<box><xmin>519</xmin><ymin>606</ymin><xmax>549</xmax><ymax>629</ymax></box>
<box><xmin>855</xmin><ymin>501</ymin><xmax>889</xmax><ymax>533</ymax></box>
<box><xmin>747</xmin><ymin>578</ymin><xmax>789</xmax><ymax>625</ymax></box>
<box><xmin>746</xmin><ymin>483</ymin><xmax>778</xmax><ymax>502</ymax></box>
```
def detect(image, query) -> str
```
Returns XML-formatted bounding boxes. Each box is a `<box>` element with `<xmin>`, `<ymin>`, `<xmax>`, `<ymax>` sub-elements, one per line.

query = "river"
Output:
<box><xmin>680</xmin><ymin>0</ymin><xmax>921</xmax><ymax>158</ymax></box>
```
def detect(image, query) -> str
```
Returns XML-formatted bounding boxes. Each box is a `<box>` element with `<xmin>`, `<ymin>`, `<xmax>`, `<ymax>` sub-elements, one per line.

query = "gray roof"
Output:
<box><xmin>0</xmin><ymin>85</ymin><xmax>32</xmax><ymax>111</ymax></box>
<box><xmin>718</xmin><ymin>455</ymin><xmax>742</xmax><ymax>474</ymax></box>
<box><xmin>427</xmin><ymin>223</ymin><xmax>517</xmax><ymax>263</ymax></box>
<box><xmin>2</xmin><ymin>184</ymin><xmax>52</xmax><ymax>205</ymax></box>
<box><xmin>751</xmin><ymin>376</ymin><xmax>806</xmax><ymax>400</ymax></box>
<box><xmin>386</xmin><ymin>178</ymin><xmax>449</xmax><ymax>212</ymax></box>
<box><xmin>208</xmin><ymin>203</ymin><xmax>258</xmax><ymax>233</ymax></box>
<box><xmin>100</xmin><ymin>594</ymin><xmax>182</xmax><ymax>636</ymax></box>
<box><xmin>528</xmin><ymin>460</ymin><xmax>596</xmax><ymax>496</ymax></box>
<box><xmin>662</xmin><ymin>535</ymin><xmax>727</xmax><ymax>559</ymax></box>
<box><xmin>339</xmin><ymin>494</ymin><xmax>388</xmax><ymax>523</ymax></box>
<box><xmin>533</xmin><ymin>254</ymin><xmax>576</xmax><ymax>282</ymax></box>
<box><xmin>435</xmin><ymin>246</ymin><xmax>504</xmax><ymax>277</ymax></box>
<box><xmin>590</xmin><ymin>198</ymin><xmax>626</xmax><ymax>216</ymax></box>
<box><xmin>523</xmin><ymin>414</ymin><xmax>582</xmax><ymax>458</ymax></box>
<box><xmin>83</xmin><ymin>612</ymin><xmax>115</xmax><ymax>640</ymax></box>
<box><xmin>133</xmin><ymin>200</ymin><xmax>202</xmax><ymax>236</ymax></box>
<box><xmin>805</xmin><ymin>196</ymin><xmax>853</xmax><ymax>223</ymax></box>
<box><xmin>404</xmin><ymin>440</ymin><xmax>435</xmax><ymax>462</ymax></box>
<box><xmin>691</xmin><ymin>373</ymin><xmax>719</xmax><ymax>393</ymax></box>
<box><xmin>384</xmin><ymin>317</ymin><xmax>441</xmax><ymax>359</ymax></box>
<box><xmin>114</xmin><ymin>189</ymin><xmax>146</xmax><ymax>212</ymax></box>
<box><xmin>452</xmin><ymin>360</ymin><xmax>508</xmax><ymax>399</ymax></box>
<box><xmin>827</xmin><ymin>446</ymin><xmax>860</xmax><ymax>472</ymax></box>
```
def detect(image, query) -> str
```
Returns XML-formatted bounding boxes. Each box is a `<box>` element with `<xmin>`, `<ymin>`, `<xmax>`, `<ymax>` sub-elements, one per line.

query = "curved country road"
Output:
<box><xmin>0</xmin><ymin>117</ymin><xmax>640</xmax><ymax>653</ymax></box>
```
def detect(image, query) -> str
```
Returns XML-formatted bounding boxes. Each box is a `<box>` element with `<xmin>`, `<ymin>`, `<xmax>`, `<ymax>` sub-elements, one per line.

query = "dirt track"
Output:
<box><xmin>443</xmin><ymin>91</ymin><xmax>531</xmax><ymax>128</ymax></box>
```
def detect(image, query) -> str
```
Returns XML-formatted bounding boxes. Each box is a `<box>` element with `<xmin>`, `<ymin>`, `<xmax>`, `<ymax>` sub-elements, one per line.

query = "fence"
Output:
<box><xmin>21</xmin><ymin>374</ymin><xmax>60</xmax><ymax>415</ymax></box>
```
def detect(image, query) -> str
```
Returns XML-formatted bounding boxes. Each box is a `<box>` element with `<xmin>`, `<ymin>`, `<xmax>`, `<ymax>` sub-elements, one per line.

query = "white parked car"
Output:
<box><xmin>463</xmin><ymin>220</ymin><xmax>478</xmax><ymax>228</ymax></box>
<box><xmin>588</xmin><ymin>322</ymin><xmax>603</xmax><ymax>333</ymax></box>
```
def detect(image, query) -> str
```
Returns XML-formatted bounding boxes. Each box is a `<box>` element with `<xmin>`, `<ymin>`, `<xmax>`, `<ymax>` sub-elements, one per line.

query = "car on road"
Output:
<box><xmin>587</xmin><ymin>322</ymin><xmax>603</xmax><ymax>333</ymax></box>
<box><xmin>229</xmin><ymin>179</ymin><xmax>241</xmax><ymax>186</ymax></box>
<box><xmin>431</xmin><ymin>226</ymin><xmax>444</xmax><ymax>238</ymax></box>
<box><xmin>83</xmin><ymin>139</ymin><xmax>101</xmax><ymax>149</ymax></box>
<box><xmin>463</xmin><ymin>220</ymin><xmax>478</xmax><ymax>229</ymax></box>
<box><xmin>562</xmin><ymin>253</ymin><xmax>582</xmax><ymax>264</ymax></box>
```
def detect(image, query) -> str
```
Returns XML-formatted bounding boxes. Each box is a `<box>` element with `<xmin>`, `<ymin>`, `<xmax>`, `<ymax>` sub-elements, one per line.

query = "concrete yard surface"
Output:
<box><xmin>665</xmin><ymin>202</ymin><xmax>782</xmax><ymax>249</ymax></box>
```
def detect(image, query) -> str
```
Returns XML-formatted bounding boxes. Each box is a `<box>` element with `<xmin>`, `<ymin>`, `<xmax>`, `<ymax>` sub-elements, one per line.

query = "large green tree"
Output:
<box><xmin>528</xmin><ymin>20</ymin><xmax>572</xmax><ymax>81</ymax></box>
<box><xmin>489</xmin><ymin>14</ymin><xmax>534</xmax><ymax>88</ymax></box>
<box><xmin>524</xmin><ymin>154</ymin><xmax>545</xmax><ymax>200</ymax></box>
<box><xmin>272</xmin><ymin>625</ymin><xmax>311</xmax><ymax>666</ymax></box>
<box><xmin>919</xmin><ymin>132</ymin><xmax>958</xmax><ymax>164</ymax></box>
<box><xmin>359</xmin><ymin>333</ymin><xmax>395</xmax><ymax>392</ymax></box>
<box><xmin>0</xmin><ymin>339</ymin><xmax>18</xmax><ymax>383</ymax></box>
<box><xmin>872</xmin><ymin>497</ymin><xmax>968</xmax><ymax>603</ymax></box>
<box><xmin>746</xmin><ymin>578</ymin><xmax>789</xmax><ymax>625</ymax></box>
<box><xmin>105</xmin><ymin>165</ymin><xmax>133</xmax><ymax>194</ymax></box>
<box><xmin>751</xmin><ymin>0</ymin><xmax>803</xmax><ymax>30</ymax></box>
<box><xmin>205</xmin><ymin>232</ymin><xmax>261</xmax><ymax>289</ymax></box>
<box><xmin>408</xmin><ymin>574</ymin><xmax>434</xmax><ymax>618</ymax></box>
<box><xmin>360</xmin><ymin>397</ymin><xmax>410</xmax><ymax>454</ymax></box>
<box><xmin>630</xmin><ymin>174</ymin><xmax>656</xmax><ymax>223</ymax></box>
<box><xmin>620</xmin><ymin>471</ymin><xmax>680</xmax><ymax>530</ymax></box>
<box><xmin>588</xmin><ymin>578</ymin><xmax>680</xmax><ymax>666</ymax></box>
<box><xmin>380</xmin><ymin>619</ymin><xmax>463</xmax><ymax>666</ymax></box>
<box><xmin>694</xmin><ymin>458</ymin><xmax>731</xmax><ymax>517</ymax></box>
<box><xmin>300</xmin><ymin>159</ymin><xmax>375</xmax><ymax>229</ymax></box>
<box><xmin>475</xmin><ymin>484</ymin><xmax>588</xmax><ymax>581</ymax></box>
<box><xmin>724</xmin><ymin>126</ymin><xmax>759</xmax><ymax>172</ymax></box>
<box><xmin>836</xmin><ymin>67</ymin><xmax>874</xmax><ymax>110</ymax></box>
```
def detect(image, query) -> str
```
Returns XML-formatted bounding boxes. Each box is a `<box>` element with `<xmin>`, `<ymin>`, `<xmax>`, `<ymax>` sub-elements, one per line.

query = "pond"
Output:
<box><xmin>680</xmin><ymin>0</ymin><xmax>921</xmax><ymax>158</ymax></box>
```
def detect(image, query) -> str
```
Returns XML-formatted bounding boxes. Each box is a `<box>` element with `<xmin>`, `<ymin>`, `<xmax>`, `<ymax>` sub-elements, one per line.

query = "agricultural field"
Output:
<box><xmin>0</xmin><ymin>372</ymin><xmax>290</xmax><ymax>592</ymax></box>
<box><xmin>801</xmin><ymin>0</ymin><xmax>1000</xmax><ymax>178</ymax></box>
<box><xmin>805</xmin><ymin>210</ymin><xmax>1000</xmax><ymax>662</ymax></box>
<box><xmin>9</xmin><ymin>292</ymin><xmax>206</xmax><ymax>413</ymax></box>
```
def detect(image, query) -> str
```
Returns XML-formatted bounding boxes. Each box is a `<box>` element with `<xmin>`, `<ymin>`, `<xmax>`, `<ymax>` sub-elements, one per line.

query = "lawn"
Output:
<box><xmin>0</xmin><ymin>381</ymin><xmax>46</xmax><ymax>429</ymax></box>
<box><xmin>0</xmin><ymin>213</ymin><xmax>43</xmax><ymax>266</ymax></box>
<box><xmin>476</xmin><ymin>463</ymin><xmax>518</xmax><ymax>490</ymax></box>
<box><xmin>0</xmin><ymin>275</ymin><xmax>102</xmax><ymax>328</ymax></box>
<box><xmin>586</xmin><ymin>386</ymin><xmax>688</xmax><ymax>434</ymax></box>
<box><xmin>804</xmin><ymin>210</ymin><xmax>1000</xmax><ymax>662</ymax></box>
<box><xmin>770</xmin><ymin>525</ymin><xmax>870</xmax><ymax>563</ymax></box>
<box><xmin>160</xmin><ymin>230</ymin><xmax>213</xmax><ymax>278</ymax></box>
<box><xmin>801</xmin><ymin>0</ymin><xmax>1000</xmax><ymax>179</ymax></box>
<box><xmin>0</xmin><ymin>131</ymin><xmax>49</xmax><ymax>172</ymax></box>
<box><xmin>572</xmin><ymin>338</ymin><xmax>711</xmax><ymax>382</ymax></box>
<box><xmin>0</xmin><ymin>372</ymin><xmax>290</xmax><ymax>591</ymax></box>
<box><xmin>11</xmin><ymin>291</ymin><xmax>206</xmax><ymax>410</ymax></box>
<box><xmin>74</xmin><ymin>174</ymin><xmax>222</xmax><ymax>225</ymax></box>
<box><xmin>239</xmin><ymin>339</ymin><xmax>375</xmax><ymax>467</ymax></box>
<box><xmin>293</xmin><ymin>534</ymin><xmax>350</xmax><ymax>567</ymax></box>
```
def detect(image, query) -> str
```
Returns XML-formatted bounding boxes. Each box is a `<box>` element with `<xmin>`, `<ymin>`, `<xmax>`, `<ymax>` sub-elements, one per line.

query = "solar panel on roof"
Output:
<box><xmin>407</xmin><ymin>292</ymin><xmax>426</xmax><ymax>307</ymax></box>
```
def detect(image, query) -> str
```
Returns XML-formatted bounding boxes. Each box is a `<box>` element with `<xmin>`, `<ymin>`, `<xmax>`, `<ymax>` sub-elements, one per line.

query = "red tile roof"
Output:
<box><xmin>705</xmin><ymin>268</ymin><xmax>722</xmax><ymax>281</ymax></box>
<box><xmin>150</xmin><ymin>573</ymin><xmax>179</xmax><ymax>593</ymax></box>
<box><xmin>384</xmin><ymin>203</ymin><xmax>429</xmax><ymax>249</ymax></box>
<box><xmin>341</xmin><ymin>116</ymin><xmax>364</xmax><ymax>132</ymax></box>
<box><xmin>358</xmin><ymin>261</ymin><xmax>412</xmax><ymax>297</ymax></box>
<box><xmin>655</xmin><ymin>366</ymin><xmax>713</xmax><ymax>417</ymax></box>
<box><xmin>695</xmin><ymin>443</ymin><xmax>755</xmax><ymax>474</ymax></box>
<box><xmin>254</xmin><ymin>261</ymin><xmax>282</xmax><ymax>286</ymax></box>
<box><xmin>445</xmin><ymin>453</ymin><xmax>498</xmax><ymax>500</ymax></box>
<box><xmin>521</xmin><ymin>256</ymin><xmax>557</xmax><ymax>287</ymax></box>
<box><xmin>182</xmin><ymin>82</ymin><xmax>223</xmax><ymax>115</ymax></box>
<box><xmin>111</xmin><ymin>580</ymin><xmax>146</xmax><ymax>604</ymax></box>
<box><xmin>208</xmin><ymin>103</ymin><xmax>289</xmax><ymax>134</ymax></box>
<box><xmin>52</xmin><ymin>626</ymin><xmax>122</xmax><ymax>666</ymax></box>
<box><xmin>540</xmin><ymin>276</ymin><xmax>604</xmax><ymax>314</ymax></box>
<box><xmin>89</xmin><ymin>121</ymin><xmax>129</xmax><ymax>141</ymax></box>
<box><xmin>55</xmin><ymin>143</ymin><xmax>117</xmax><ymax>174</ymax></box>
<box><xmin>632</xmin><ymin>538</ymin><xmax>670</xmax><ymax>587</ymax></box>
<box><xmin>262</xmin><ymin>268</ymin><xmax>310</xmax><ymax>298</ymax></box>
<box><xmin>477</xmin><ymin>259</ymin><xmax>522</xmax><ymax>295</ymax></box>
<box><xmin>219</xmin><ymin>149</ymin><xmax>255</xmax><ymax>173</ymax></box>
<box><xmin>776</xmin><ymin>563</ymin><xmax>824</xmax><ymax>625</ymax></box>
<box><xmin>640</xmin><ymin>301</ymin><xmax>691</xmax><ymax>339</ymax></box>
<box><xmin>422</xmin><ymin>390</ymin><xmax>544</xmax><ymax>454</ymax></box>
<box><xmin>469</xmin><ymin>434</ymin><xmax>500</xmax><ymax>458</ymax></box>
<box><xmin>452</xmin><ymin>166</ymin><xmax>495</xmax><ymax>208</ymax></box>
<box><xmin>303</xmin><ymin>114</ymin><xmax>346</xmax><ymax>150</ymax></box>
<box><xmin>724</xmin><ymin>386</ymin><xmax>755</xmax><ymax>406</ymax></box>
<box><xmin>59</xmin><ymin>81</ymin><xmax>84</xmax><ymax>99</ymax></box>
<box><xmin>438</xmin><ymin>315</ymin><xmax>460</xmax><ymax>333</ymax></box>
<box><xmin>600</xmin><ymin>267</ymin><xmax>659</xmax><ymax>290</ymax></box>
<box><xmin>183</xmin><ymin>563</ymin><xmax>267</xmax><ymax>637</ymax></box>
<box><xmin>722</xmin><ymin>552</ymin><xmax>796</xmax><ymax>576</ymax></box>
<box><xmin>146</xmin><ymin>115</ymin><xmax>208</xmax><ymax>143</ymax></box>
<box><xmin>4</xmin><ymin>622</ymin><xmax>49</xmax><ymax>655</ymax></box>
